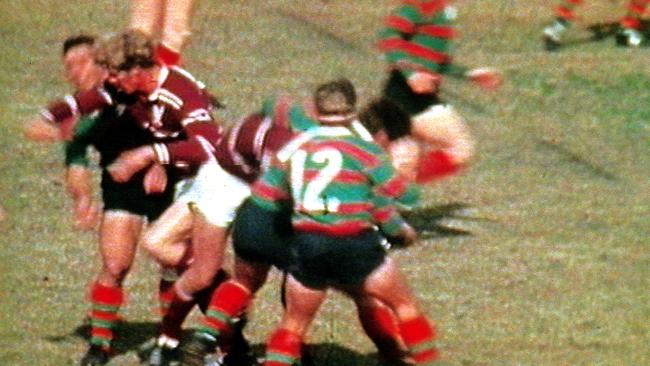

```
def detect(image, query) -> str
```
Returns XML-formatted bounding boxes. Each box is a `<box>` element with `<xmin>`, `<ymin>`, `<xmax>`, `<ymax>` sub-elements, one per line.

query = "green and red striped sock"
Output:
<box><xmin>197</xmin><ymin>280</ymin><xmax>251</xmax><ymax>339</ymax></box>
<box><xmin>621</xmin><ymin>0</ymin><xmax>648</xmax><ymax>30</ymax></box>
<box><xmin>400</xmin><ymin>316</ymin><xmax>439</xmax><ymax>364</ymax></box>
<box><xmin>264</xmin><ymin>328</ymin><xmax>302</xmax><ymax>366</ymax></box>
<box><xmin>88</xmin><ymin>282</ymin><xmax>124</xmax><ymax>351</ymax></box>
<box><xmin>554</xmin><ymin>0</ymin><xmax>584</xmax><ymax>22</ymax></box>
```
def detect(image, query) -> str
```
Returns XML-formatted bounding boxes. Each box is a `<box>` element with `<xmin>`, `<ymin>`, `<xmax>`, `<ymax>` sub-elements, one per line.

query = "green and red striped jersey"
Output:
<box><xmin>378</xmin><ymin>0</ymin><xmax>461</xmax><ymax>80</ymax></box>
<box><xmin>251</xmin><ymin>125</ymin><xmax>420</xmax><ymax>237</ymax></box>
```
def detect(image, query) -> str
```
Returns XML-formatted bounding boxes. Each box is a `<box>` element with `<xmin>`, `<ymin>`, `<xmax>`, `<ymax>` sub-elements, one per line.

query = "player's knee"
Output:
<box><xmin>101</xmin><ymin>261</ymin><xmax>131</xmax><ymax>283</ymax></box>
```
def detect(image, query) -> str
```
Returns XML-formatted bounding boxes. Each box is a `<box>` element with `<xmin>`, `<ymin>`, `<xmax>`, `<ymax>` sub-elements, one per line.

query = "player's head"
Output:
<box><xmin>359</xmin><ymin>98</ymin><xmax>411</xmax><ymax>147</ymax></box>
<box><xmin>314</xmin><ymin>78</ymin><xmax>358</xmax><ymax>124</ymax></box>
<box><xmin>62</xmin><ymin>34</ymin><xmax>104</xmax><ymax>91</ymax></box>
<box><xmin>95</xmin><ymin>30</ymin><xmax>157</xmax><ymax>94</ymax></box>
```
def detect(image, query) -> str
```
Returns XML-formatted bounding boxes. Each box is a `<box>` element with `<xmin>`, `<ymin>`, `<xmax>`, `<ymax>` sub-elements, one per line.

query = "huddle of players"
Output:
<box><xmin>25</xmin><ymin>1</ymin><xmax>505</xmax><ymax>365</ymax></box>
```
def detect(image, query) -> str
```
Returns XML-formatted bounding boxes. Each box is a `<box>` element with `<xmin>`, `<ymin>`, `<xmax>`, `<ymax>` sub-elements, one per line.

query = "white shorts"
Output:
<box><xmin>175</xmin><ymin>160</ymin><xmax>251</xmax><ymax>227</ymax></box>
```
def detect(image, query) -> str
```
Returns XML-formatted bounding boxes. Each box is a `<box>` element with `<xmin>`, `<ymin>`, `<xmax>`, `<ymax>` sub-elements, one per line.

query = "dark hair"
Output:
<box><xmin>359</xmin><ymin>98</ymin><xmax>411</xmax><ymax>140</ymax></box>
<box><xmin>62</xmin><ymin>35</ymin><xmax>95</xmax><ymax>55</ymax></box>
<box><xmin>314</xmin><ymin>78</ymin><xmax>357</xmax><ymax>117</ymax></box>
<box><xmin>95</xmin><ymin>30</ymin><xmax>155</xmax><ymax>72</ymax></box>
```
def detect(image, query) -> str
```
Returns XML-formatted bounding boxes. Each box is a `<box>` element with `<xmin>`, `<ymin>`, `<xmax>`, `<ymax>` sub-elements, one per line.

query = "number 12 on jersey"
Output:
<box><xmin>290</xmin><ymin>148</ymin><xmax>343</xmax><ymax>213</ymax></box>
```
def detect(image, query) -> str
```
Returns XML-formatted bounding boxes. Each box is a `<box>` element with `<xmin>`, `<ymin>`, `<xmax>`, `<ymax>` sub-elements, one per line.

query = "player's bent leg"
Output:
<box><xmin>353</xmin><ymin>295</ymin><xmax>406</xmax><ymax>362</ymax></box>
<box><xmin>84</xmin><ymin>211</ymin><xmax>143</xmax><ymax>364</ymax></box>
<box><xmin>263</xmin><ymin>275</ymin><xmax>327</xmax><ymax>366</ymax></box>
<box><xmin>411</xmin><ymin>104</ymin><xmax>474</xmax><ymax>182</ymax></box>
<box><xmin>141</xmin><ymin>200</ymin><xmax>193</xmax><ymax>267</ymax></box>
<box><xmin>362</xmin><ymin>257</ymin><xmax>439</xmax><ymax>364</ymax></box>
<box><xmin>159</xmin><ymin>0</ymin><xmax>197</xmax><ymax>63</ymax></box>
<box><xmin>411</xmin><ymin>104</ymin><xmax>474</xmax><ymax>167</ymax></box>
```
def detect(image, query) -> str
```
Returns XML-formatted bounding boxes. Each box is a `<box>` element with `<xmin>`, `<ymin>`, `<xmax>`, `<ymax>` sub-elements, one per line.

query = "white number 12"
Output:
<box><xmin>290</xmin><ymin>148</ymin><xmax>343</xmax><ymax>213</ymax></box>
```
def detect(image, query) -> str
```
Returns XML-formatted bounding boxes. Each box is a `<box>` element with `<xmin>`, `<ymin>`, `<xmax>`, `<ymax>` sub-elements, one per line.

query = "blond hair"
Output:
<box><xmin>95</xmin><ymin>30</ymin><xmax>155</xmax><ymax>72</ymax></box>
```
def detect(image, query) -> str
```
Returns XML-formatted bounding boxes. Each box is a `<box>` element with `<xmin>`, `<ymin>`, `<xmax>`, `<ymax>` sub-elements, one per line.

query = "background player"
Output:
<box><xmin>376</xmin><ymin>0</ymin><xmax>502</xmax><ymax>184</ymax></box>
<box><xmin>130</xmin><ymin>0</ymin><xmax>197</xmax><ymax>65</ymax></box>
<box><xmin>543</xmin><ymin>0</ymin><xmax>648</xmax><ymax>50</ymax></box>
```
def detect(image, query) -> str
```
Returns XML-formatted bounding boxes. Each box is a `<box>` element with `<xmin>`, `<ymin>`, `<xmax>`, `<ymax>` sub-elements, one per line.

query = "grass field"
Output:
<box><xmin>1</xmin><ymin>0</ymin><xmax>649</xmax><ymax>365</ymax></box>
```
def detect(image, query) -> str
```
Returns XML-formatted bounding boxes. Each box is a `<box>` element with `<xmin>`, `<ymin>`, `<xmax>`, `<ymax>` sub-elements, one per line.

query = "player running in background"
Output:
<box><xmin>248</xmin><ymin>79</ymin><xmax>438</xmax><ymax>366</ymax></box>
<box><xmin>543</xmin><ymin>0</ymin><xmax>648</xmax><ymax>50</ymax></box>
<box><xmin>23</xmin><ymin>30</ymin><xmax>223</xmax><ymax>366</ymax></box>
<box><xmin>376</xmin><ymin>0</ymin><xmax>502</xmax><ymax>185</ymax></box>
<box><xmin>130</xmin><ymin>0</ymin><xmax>197</xmax><ymax>65</ymax></box>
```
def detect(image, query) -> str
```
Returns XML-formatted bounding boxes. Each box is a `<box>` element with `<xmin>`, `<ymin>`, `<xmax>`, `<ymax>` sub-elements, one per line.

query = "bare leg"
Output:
<box><xmin>141</xmin><ymin>200</ymin><xmax>193</xmax><ymax>267</ymax></box>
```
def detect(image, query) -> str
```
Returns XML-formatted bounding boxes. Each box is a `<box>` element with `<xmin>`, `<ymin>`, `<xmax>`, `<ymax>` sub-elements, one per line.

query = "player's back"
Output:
<box><xmin>282</xmin><ymin>127</ymin><xmax>389</xmax><ymax>235</ymax></box>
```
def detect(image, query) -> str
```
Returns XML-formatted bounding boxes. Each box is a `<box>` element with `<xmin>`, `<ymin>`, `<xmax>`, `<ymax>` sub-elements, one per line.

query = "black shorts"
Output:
<box><xmin>101</xmin><ymin>170</ymin><xmax>177</xmax><ymax>221</ymax></box>
<box><xmin>231</xmin><ymin>199</ymin><xmax>296</xmax><ymax>271</ymax></box>
<box><xmin>382</xmin><ymin>70</ymin><xmax>443</xmax><ymax>117</ymax></box>
<box><xmin>289</xmin><ymin>230</ymin><xmax>387</xmax><ymax>289</ymax></box>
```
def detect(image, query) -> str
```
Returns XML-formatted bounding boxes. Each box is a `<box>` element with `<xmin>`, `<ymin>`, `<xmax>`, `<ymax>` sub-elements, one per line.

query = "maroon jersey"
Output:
<box><xmin>214</xmin><ymin>112</ymin><xmax>294</xmax><ymax>183</ymax></box>
<box><xmin>41</xmin><ymin>66</ymin><xmax>222</xmax><ymax>169</ymax></box>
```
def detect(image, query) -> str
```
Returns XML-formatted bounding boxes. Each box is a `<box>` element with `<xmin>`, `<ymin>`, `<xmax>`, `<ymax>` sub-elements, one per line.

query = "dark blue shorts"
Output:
<box><xmin>231</xmin><ymin>199</ymin><xmax>296</xmax><ymax>271</ymax></box>
<box><xmin>289</xmin><ymin>230</ymin><xmax>387</xmax><ymax>289</ymax></box>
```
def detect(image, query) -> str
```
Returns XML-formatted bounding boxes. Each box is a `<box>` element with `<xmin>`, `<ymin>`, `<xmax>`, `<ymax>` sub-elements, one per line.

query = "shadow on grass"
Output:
<box><xmin>250</xmin><ymin>342</ymin><xmax>391</xmax><ymax>366</ymax></box>
<box><xmin>44</xmin><ymin>320</ymin><xmax>159</xmax><ymax>358</ymax></box>
<box><xmin>403</xmin><ymin>203</ymin><xmax>495</xmax><ymax>239</ymax></box>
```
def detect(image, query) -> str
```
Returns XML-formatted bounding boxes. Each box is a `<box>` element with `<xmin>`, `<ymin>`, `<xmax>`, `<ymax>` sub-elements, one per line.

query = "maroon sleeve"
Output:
<box><xmin>41</xmin><ymin>87</ymin><xmax>112</xmax><ymax>123</ymax></box>
<box><xmin>155</xmin><ymin>121</ymin><xmax>223</xmax><ymax>166</ymax></box>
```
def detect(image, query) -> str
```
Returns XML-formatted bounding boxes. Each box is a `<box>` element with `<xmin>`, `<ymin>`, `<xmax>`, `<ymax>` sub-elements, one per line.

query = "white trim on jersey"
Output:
<box><xmin>181</xmin><ymin>108</ymin><xmax>212</xmax><ymax>127</ymax></box>
<box><xmin>40</xmin><ymin>109</ymin><xmax>55</xmax><ymax>123</ymax></box>
<box><xmin>157</xmin><ymin>89</ymin><xmax>184</xmax><ymax>110</ymax></box>
<box><xmin>253</xmin><ymin>116</ymin><xmax>273</xmax><ymax>160</ymax></box>
<box><xmin>64</xmin><ymin>95</ymin><xmax>79</xmax><ymax>116</ymax></box>
<box><xmin>227</xmin><ymin>121</ymin><xmax>253</xmax><ymax>174</ymax></box>
<box><xmin>153</xmin><ymin>143</ymin><xmax>171</xmax><ymax>165</ymax></box>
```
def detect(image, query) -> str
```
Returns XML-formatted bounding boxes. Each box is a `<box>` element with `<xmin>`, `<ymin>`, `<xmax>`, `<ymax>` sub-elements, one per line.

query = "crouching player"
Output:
<box><xmin>251</xmin><ymin>79</ymin><xmax>439</xmax><ymax>365</ymax></box>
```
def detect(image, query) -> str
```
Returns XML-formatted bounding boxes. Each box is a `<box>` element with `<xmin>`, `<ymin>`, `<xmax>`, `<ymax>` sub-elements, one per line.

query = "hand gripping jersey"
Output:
<box><xmin>41</xmin><ymin>66</ymin><xmax>222</xmax><ymax>170</ymax></box>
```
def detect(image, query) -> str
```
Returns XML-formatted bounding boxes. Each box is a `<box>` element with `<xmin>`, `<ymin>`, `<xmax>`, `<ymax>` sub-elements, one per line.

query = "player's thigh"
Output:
<box><xmin>99</xmin><ymin>210</ymin><xmax>144</xmax><ymax>267</ymax></box>
<box><xmin>232</xmin><ymin>199</ymin><xmax>294</xmax><ymax>270</ymax></box>
<box><xmin>180</xmin><ymin>160</ymin><xmax>251</xmax><ymax>229</ymax></box>
<box><xmin>361</xmin><ymin>256</ymin><xmax>420</xmax><ymax>320</ymax></box>
<box><xmin>411</xmin><ymin>104</ymin><xmax>474</xmax><ymax>164</ymax></box>
<box><xmin>141</xmin><ymin>200</ymin><xmax>193</xmax><ymax>251</ymax></box>
<box><xmin>281</xmin><ymin>274</ymin><xmax>328</xmax><ymax>336</ymax></box>
<box><xmin>129</xmin><ymin>0</ymin><xmax>165</xmax><ymax>35</ymax></box>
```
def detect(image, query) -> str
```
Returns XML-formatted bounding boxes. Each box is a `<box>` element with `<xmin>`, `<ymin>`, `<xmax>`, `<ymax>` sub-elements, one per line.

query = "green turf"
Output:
<box><xmin>1</xmin><ymin>1</ymin><xmax>648</xmax><ymax>365</ymax></box>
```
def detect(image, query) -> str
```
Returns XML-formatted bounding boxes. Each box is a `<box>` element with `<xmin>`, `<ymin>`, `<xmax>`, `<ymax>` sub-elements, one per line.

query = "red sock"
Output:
<box><xmin>400</xmin><ymin>316</ymin><xmax>439</xmax><ymax>364</ymax></box>
<box><xmin>88</xmin><ymin>282</ymin><xmax>124</xmax><ymax>351</ymax></box>
<box><xmin>154</xmin><ymin>43</ymin><xmax>181</xmax><ymax>66</ymax></box>
<box><xmin>198</xmin><ymin>280</ymin><xmax>251</xmax><ymax>338</ymax></box>
<box><xmin>416</xmin><ymin>150</ymin><xmax>460</xmax><ymax>183</ymax></box>
<box><xmin>264</xmin><ymin>328</ymin><xmax>302</xmax><ymax>366</ymax></box>
<box><xmin>357</xmin><ymin>304</ymin><xmax>404</xmax><ymax>360</ymax></box>
<box><xmin>622</xmin><ymin>1</ymin><xmax>648</xmax><ymax>29</ymax></box>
